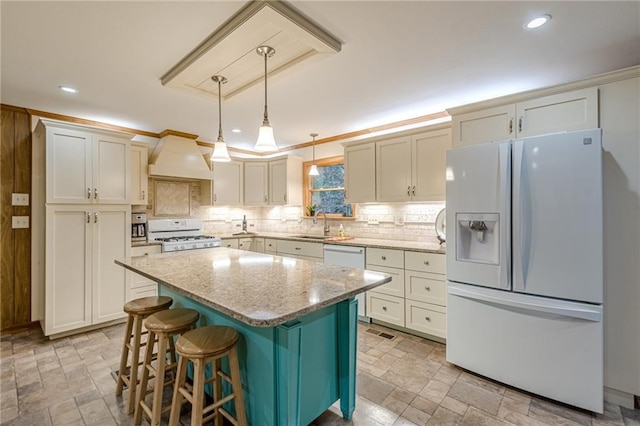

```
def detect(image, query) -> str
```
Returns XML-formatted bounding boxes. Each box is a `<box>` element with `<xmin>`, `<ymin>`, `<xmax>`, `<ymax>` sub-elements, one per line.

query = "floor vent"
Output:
<box><xmin>365</xmin><ymin>328</ymin><xmax>396</xmax><ymax>340</ymax></box>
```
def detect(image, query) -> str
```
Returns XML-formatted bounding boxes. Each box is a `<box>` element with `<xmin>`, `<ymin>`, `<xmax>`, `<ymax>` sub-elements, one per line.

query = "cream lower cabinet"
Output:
<box><xmin>252</xmin><ymin>238</ymin><xmax>265</xmax><ymax>253</ymax></box>
<box><xmin>238</xmin><ymin>238</ymin><xmax>252</xmax><ymax>251</ymax></box>
<box><xmin>265</xmin><ymin>239</ymin><xmax>277</xmax><ymax>254</ymax></box>
<box><xmin>130</xmin><ymin>145</ymin><xmax>149</xmax><ymax>205</ymax></box>
<box><xmin>44</xmin><ymin>204</ymin><xmax>130</xmax><ymax>336</ymax></box>
<box><xmin>366</xmin><ymin>248</ymin><xmax>405</xmax><ymax>326</ymax></box>
<box><xmin>268</xmin><ymin>239</ymin><xmax>323</xmax><ymax>262</ymax></box>
<box><xmin>451</xmin><ymin>87</ymin><xmax>598</xmax><ymax>147</ymax></box>
<box><xmin>404</xmin><ymin>251</ymin><xmax>446</xmax><ymax>338</ymax></box>
<box><xmin>129</xmin><ymin>245</ymin><xmax>161</xmax><ymax>299</ymax></box>
<box><xmin>222</xmin><ymin>238</ymin><xmax>239</xmax><ymax>249</ymax></box>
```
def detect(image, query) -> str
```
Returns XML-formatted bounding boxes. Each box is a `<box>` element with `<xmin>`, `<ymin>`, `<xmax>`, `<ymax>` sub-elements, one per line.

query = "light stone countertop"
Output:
<box><xmin>116</xmin><ymin>248</ymin><xmax>391</xmax><ymax>328</ymax></box>
<box><xmin>219</xmin><ymin>232</ymin><xmax>446</xmax><ymax>254</ymax></box>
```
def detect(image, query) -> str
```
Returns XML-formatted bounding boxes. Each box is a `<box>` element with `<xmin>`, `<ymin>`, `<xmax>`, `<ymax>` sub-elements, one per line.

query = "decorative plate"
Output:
<box><xmin>435</xmin><ymin>208</ymin><xmax>446</xmax><ymax>243</ymax></box>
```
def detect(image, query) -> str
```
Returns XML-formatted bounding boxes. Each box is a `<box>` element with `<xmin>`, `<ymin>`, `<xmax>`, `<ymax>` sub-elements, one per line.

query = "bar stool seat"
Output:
<box><xmin>169</xmin><ymin>325</ymin><xmax>247</xmax><ymax>426</ymax></box>
<box><xmin>116</xmin><ymin>296</ymin><xmax>173</xmax><ymax>414</ymax></box>
<box><xmin>135</xmin><ymin>308</ymin><xmax>200</xmax><ymax>426</ymax></box>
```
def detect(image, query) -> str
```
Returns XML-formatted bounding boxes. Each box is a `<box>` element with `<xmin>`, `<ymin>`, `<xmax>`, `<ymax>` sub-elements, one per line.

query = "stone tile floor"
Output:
<box><xmin>1</xmin><ymin>321</ymin><xmax>639</xmax><ymax>425</ymax></box>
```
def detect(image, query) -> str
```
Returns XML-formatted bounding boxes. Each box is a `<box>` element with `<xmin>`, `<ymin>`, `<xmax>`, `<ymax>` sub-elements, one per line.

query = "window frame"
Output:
<box><xmin>303</xmin><ymin>156</ymin><xmax>354</xmax><ymax>218</ymax></box>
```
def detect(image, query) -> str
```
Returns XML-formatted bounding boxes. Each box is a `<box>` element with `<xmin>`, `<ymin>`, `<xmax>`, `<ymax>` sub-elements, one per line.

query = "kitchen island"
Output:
<box><xmin>115</xmin><ymin>247</ymin><xmax>391</xmax><ymax>425</ymax></box>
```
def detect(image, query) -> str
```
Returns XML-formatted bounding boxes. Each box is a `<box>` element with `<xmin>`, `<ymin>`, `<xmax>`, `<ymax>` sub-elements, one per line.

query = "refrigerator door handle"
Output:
<box><xmin>498</xmin><ymin>143</ymin><xmax>511</xmax><ymax>290</ymax></box>
<box><xmin>512</xmin><ymin>140</ymin><xmax>530</xmax><ymax>292</ymax></box>
<box><xmin>448</xmin><ymin>284</ymin><xmax>602</xmax><ymax>322</ymax></box>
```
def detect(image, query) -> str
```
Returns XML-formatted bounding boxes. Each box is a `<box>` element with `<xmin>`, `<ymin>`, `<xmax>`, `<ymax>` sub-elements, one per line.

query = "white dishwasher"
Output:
<box><xmin>323</xmin><ymin>245</ymin><xmax>369</xmax><ymax>322</ymax></box>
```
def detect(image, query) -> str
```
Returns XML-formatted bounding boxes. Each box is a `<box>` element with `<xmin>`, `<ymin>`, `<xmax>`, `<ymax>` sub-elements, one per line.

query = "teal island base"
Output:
<box><xmin>160</xmin><ymin>285</ymin><xmax>358</xmax><ymax>425</ymax></box>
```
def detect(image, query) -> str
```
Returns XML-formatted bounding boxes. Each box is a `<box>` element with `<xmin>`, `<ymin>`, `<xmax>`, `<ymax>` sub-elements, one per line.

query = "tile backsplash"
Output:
<box><xmin>140</xmin><ymin>178</ymin><xmax>444</xmax><ymax>243</ymax></box>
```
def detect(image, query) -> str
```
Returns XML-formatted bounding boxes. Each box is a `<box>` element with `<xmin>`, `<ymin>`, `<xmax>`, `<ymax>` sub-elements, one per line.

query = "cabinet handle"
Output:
<box><xmin>412</xmin><ymin>186</ymin><xmax>415</xmax><ymax>196</ymax></box>
<box><xmin>264</xmin><ymin>195</ymin><xmax>268</xmax><ymax>202</ymax></box>
<box><xmin>381</xmin><ymin>256</ymin><xmax>386</xmax><ymax>260</ymax></box>
<box><xmin>425</xmin><ymin>286</ymin><xmax>431</xmax><ymax>291</ymax></box>
<box><xmin>518</xmin><ymin>117</ymin><xmax>523</xmax><ymax>133</ymax></box>
<box><xmin>142</xmin><ymin>190</ymin><xmax>145</xmax><ymax>201</ymax></box>
<box><xmin>86</xmin><ymin>212</ymin><xmax>91</xmax><ymax>223</ymax></box>
<box><xmin>87</xmin><ymin>188</ymin><xmax>92</xmax><ymax>199</ymax></box>
<box><xmin>94</xmin><ymin>188</ymin><xmax>98</xmax><ymax>199</ymax></box>
<box><xmin>425</xmin><ymin>316</ymin><xmax>431</xmax><ymax>322</ymax></box>
<box><xmin>382</xmin><ymin>306</ymin><xmax>387</xmax><ymax>311</ymax></box>
<box><xmin>284</xmin><ymin>194</ymin><xmax>287</xmax><ymax>202</ymax></box>
<box><xmin>295</xmin><ymin>247</ymin><xmax>302</xmax><ymax>250</ymax></box>
<box><xmin>508</xmin><ymin>118</ymin><xmax>514</xmax><ymax>134</ymax></box>
<box><xmin>424</xmin><ymin>260</ymin><xmax>430</xmax><ymax>265</ymax></box>
<box><xmin>214</xmin><ymin>194</ymin><xmax>217</xmax><ymax>202</ymax></box>
<box><xmin>94</xmin><ymin>212</ymin><xmax>98</xmax><ymax>223</ymax></box>
<box><xmin>407</xmin><ymin>186</ymin><xmax>411</xmax><ymax>196</ymax></box>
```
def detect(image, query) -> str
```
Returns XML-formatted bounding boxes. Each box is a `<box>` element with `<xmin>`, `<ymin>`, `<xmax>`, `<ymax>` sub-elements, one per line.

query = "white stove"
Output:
<box><xmin>147</xmin><ymin>219</ymin><xmax>221</xmax><ymax>252</ymax></box>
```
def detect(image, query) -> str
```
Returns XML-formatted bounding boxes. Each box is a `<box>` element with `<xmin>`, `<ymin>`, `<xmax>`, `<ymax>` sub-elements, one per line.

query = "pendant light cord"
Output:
<box><xmin>217</xmin><ymin>79</ymin><xmax>224</xmax><ymax>141</ymax></box>
<box><xmin>262</xmin><ymin>50</ymin><xmax>269</xmax><ymax>125</ymax></box>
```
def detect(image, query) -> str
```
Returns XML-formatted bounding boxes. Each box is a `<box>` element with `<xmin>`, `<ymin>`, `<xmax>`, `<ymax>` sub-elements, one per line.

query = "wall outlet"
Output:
<box><xmin>12</xmin><ymin>216</ymin><xmax>29</xmax><ymax>229</ymax></box>
<box><xmin>12</xmin><ymin>193</ymin><xmax>29</xmax><ymax>206</ymax></box>
<box><xmin>367</xmin><ymin>217</ymin><xmax>379</xmax><ymax>225</ymax></box>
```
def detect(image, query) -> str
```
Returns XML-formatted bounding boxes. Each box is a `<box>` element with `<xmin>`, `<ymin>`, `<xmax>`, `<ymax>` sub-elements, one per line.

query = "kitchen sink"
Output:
<box><xmin>289</xmin><ymin>235</ymin><xmax>327</xmax><ymax>241</ymax></box>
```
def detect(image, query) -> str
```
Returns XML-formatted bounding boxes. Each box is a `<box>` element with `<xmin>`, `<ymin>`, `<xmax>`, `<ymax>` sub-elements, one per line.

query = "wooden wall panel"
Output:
<box><xmin>0</xmin><ymin>106</ymin><xmax>32</xmax><ymax>330</ymax></box>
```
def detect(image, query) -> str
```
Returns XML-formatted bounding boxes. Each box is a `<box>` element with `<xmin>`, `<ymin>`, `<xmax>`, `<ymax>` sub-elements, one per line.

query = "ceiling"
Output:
<box><xmin>2</xmin><ymin>1</ymin><xmax>639</xmax><ymax>153</ymax></box>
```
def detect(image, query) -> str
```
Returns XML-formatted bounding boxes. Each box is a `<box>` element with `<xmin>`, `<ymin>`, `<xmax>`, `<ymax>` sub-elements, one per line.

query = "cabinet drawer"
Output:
<box><xmin>131</xmin><ymin>245</ymin><xmax>161</xmax><ymax>257</ymax></box>
<box><xmin>130</xmin><ymin>285</ymin><xmax>158</xmax><ymax>300</ymax></box>
<box><xmin>365</xmin><ymin>265</ymin><xmax>404</xmax><ymax>298</ymax></box>
<box><xmin>277</xmin><ymin>239</ymin><xmax>323</xmax><ymax>258</ymax></box>
<box><xmin>405</xmin><ymin>300</ymin><xmax>446</xmax><ymax>338</ymax></box>
<box><xmin>366</xmin><ymin>292</ymin><xmax>404</xmax><ymax>327</ymax></box>
<box><xmin>265</xmin><ymin>238</ymin><xmax>277</xmax><ymax>253</ymax></box>
<box><xmin>405</xmin><ymin>251</ymin><xmax>445</xmax><ymax>274</ymax></box>
<box><xmin>405</xmin><ymin>271</ymin><xmax>446</xmax><ymax>306</ymax></box>
<box><xmin>366</xmin><ymin>247</ymin><xmax>404</xmax><ymax>269</ymax></box>
<box><xmin>222</xmin><ymin>238</ymin><xmax>239</xmax><ymax>249</ymax></box>
<box><xmin>281</xmin><ymin>254</ymin><xmax>323</xmax><ymax>263</ymax></box>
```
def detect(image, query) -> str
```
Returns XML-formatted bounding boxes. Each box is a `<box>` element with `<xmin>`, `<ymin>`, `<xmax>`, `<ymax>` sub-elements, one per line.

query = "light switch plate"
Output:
<box><xmin>12</xmin><ymin>193</ymin><xmax>29</xmax><ymax>206</ymax></box>
<box><xmin>367</xmin><ymin>217</ymin><xmax>379</xmax><ymax>225</ymax></box>
<box><xmin>12</xmin><ymin>216</ymin><xmax>29</xmax><ymax>228</ymax></box>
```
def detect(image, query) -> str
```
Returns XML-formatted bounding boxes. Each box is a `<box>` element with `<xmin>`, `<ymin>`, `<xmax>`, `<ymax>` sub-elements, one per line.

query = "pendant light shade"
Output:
<box><xmin>211</xmin><ymin>75</ymin><xmax>231</xmax><ymax>162</ymax></box>
<box><xmin>309</xmin><ymin>132</ymin><xmax>319</xmax><ymax>176</ymax></box>
<box><xmin>254</xmin><ymin>46</ymin><xmax>278</xmax><ymax>152</ymax></box>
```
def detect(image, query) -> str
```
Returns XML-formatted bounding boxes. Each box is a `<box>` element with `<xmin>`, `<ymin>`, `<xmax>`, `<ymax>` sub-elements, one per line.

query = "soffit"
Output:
<box><xmin>160</xmin><ymin>0</ymin><xmax>342</xmax><ymax>100</ymax></box>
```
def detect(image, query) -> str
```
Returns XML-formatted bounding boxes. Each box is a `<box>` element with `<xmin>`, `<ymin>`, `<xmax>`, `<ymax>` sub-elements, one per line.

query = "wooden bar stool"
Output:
<box><xmin>116</xmin><ymin>295</ymin><xmax>173</xmax><ymax>414</ymax></box>
<box><xmin>169</xmin><ymin>325</ymin><xmax>247</xmax><ymax>426</ymax></box>
<box><xmin>134</xmin><ymin>308</ymin><xmax>200</xmax><ymax>426</ymax></box>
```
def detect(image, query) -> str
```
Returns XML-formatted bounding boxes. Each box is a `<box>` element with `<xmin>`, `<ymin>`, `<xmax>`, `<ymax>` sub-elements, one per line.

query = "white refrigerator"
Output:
<box><xmin>445</xmin><ymin>129</ymin><xmax>603</xmax><ymax>413</ymax></box>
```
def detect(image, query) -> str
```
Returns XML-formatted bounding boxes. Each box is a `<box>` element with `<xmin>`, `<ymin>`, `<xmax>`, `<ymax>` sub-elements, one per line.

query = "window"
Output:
<box><xmin>303</xmin><ymin>156</ymin><xmax>353</xmax><ymax>217</ymax></box>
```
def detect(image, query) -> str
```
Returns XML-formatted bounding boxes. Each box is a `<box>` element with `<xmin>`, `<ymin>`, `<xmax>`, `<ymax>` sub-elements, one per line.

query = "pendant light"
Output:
<box><xmin>210</xmin><ymin>75</ymin><xmax>232</xmax><ymax>162</ymax></box>
<box><xmin>308</xmin><ymin>133</ymin><xmax>319</xmax><ymax>176</ymax></box>
<box><xmin>254</xmin><ymin>45</ymin><xmax>278</xmax><ymax>152</ymax></box>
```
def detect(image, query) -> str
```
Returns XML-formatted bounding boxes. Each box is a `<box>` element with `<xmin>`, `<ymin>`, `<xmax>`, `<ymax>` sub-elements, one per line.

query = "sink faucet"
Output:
<box><xmin>313</xmin><ymin>210</ymin><xmax>330</xmax><ymax>236</ymax></box>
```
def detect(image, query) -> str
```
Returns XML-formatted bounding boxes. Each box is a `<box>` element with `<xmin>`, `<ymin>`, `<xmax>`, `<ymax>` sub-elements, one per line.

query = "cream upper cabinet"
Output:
<box><xmin>451</xmin><ymin>87</ymin><xmax>599</xmax><ymax>147</ymax></box>
<box><xmin>376</xmin><ymin>129</ymin><xmax>451</xmax><ymax>202</ymax></box>
<box><xmin>44</xmin><ymin>204</ymin><xmax>130</xmax><ymax>336</ymax></box>
<box><xmin>202</xmin><ymin>160</ymin><xmax>244</xmax><ymax>206</ymax></box>
<box><xmin>130</xmin><ymin>145</ymin><xmax>149</xmax><ymax>205</ymax></box>
<box><xmin>344</xmin><ymin>142</ymin><xmax>376</xmax><ymax>203</ymax></box>
<box><xmin>269</xmin><ymin>156</ymin><xmax>302</xmax><ymax>206</ymax></box>
<box><xmin>41</xmin><ymin>120</ymin><xmax>131</xmax><ymax>204</ymax></box>
<box><xmin>412</xmin><ymin>129</ymin><xmax>451</xmax><ymax>201</ymax></box>
<box><xmin>376</xmin><ymin>136</ymin><xmax>412</xmax><ymax>202</ymax></box>
<box><xmin>244</xmin><ymin>161</ymin><xmax>269</xmax><ymax>206</ymax></box>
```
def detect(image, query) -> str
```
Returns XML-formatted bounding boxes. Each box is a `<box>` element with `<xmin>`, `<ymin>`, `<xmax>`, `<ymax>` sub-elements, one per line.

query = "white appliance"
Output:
<box><xmin>323</xmin><ymin>245</ymin><xmax>369</xmax><ymax>321</ymax></box>
<box><xmin>147</xmin><ymin>218</ymin><xmax>221</xmax><ymax>252</ymax></box>
<box><xmin>445</xmin><ymin>129</ymin><xmax>603</xmax><ymax>413</ymax></box>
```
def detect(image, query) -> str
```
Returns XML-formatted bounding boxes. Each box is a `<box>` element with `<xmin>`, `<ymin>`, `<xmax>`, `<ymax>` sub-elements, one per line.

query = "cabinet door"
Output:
<box><xmin>130</xmin><ymin>145</ymin><xmax>149</xmax><ymax>205</ymax></box>
<box><xmin>238</xmin><ymin>238</ymin><xmax>252</xmax><ymax>251</ymax></box>
<box><xmin>244</xmin><ymin>162</ymin><xmax>269</xmax><ymax>205</ymax></box>
<box><xmin>411</xmin><ymin>129</ymin><xmax>451</xmax><ymax>201</ymax></box>
<box><xmin>252</xmin><ymin>238</ymin><xmax>265</xmax><ymax>253</ymax></box>
<box><xmin>94</xmin><ymin>134</ymin><xmax>130</xmax><ymax>204</ymax></box>
<box><xmin>451</xmin><ymin>104</ymin><xmax>516</xmax><ymax>148</ymax></box>
<box><xmin>344</xmin><ymin>142</ymin><xmax>376</xmax><ymax>203</ymax></box>
<box><xmin>92</xmin><ymin>206</ymin><xmax>130</xmax><ymax>324</ymax></box>
<box><xmin>222</xmin><ymin>239</ymin><xmax>239</xmax><ymax>249</ymax></box>
<box><xmin>46</xmin><ymin>127</ymin><xmax>93</xmax><ymax>204</ymax></box>
<box><xmin>212</xmin><ymin>160</ymin><xmax>243</xmax><ymax>205</ymax></box>
<box><xmin>269</xmin><ymin>159</ymin><xmax>288</xmax><ymax>205</ymax></box>
<box><xmin>45</xmin><ymin>205</ymin><xmax>92</xmax><ymax>335</ymax></box>
<box><xmin>376</xmin><ymin>136</ymin><xmax>412</xmax><ymax>202</ymax></box>
<box><xmin>516</xmin><ymin>87</ymin><xmax>598</xmax><ymax>138</ymax></box>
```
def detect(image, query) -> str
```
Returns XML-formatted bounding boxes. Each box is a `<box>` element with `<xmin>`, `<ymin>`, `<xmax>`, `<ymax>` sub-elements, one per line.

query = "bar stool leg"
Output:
<box><xmin>149</xmin><ymin>332</ymin><xmax>168</xmax><ymax>426</ymax></box>
<box><xmin>168</xmin><ymin>356</ymin><xmax>188</xmax><ymax>426</ymax></box>
<box><xmin>134</xmin><ymin>329</ymin><xmax>156</xmax><ymax>425</ymax></box>
<box><xmin>214</xmin><ymin>358</ymin><xmax>223</xmax><ymax>426</ymax></box>
<box><xmin>228</xmin><ymin>345</ymin><xmax>247</xmax><ymax>425</ymax></box>
<box><xmin>191</xmin><ymin>358</ymin><xmax>205</xmax><ymax>426</ymax></box>
<box><xmin>115</xmin><ymin>314</ymin><xmax>134</xmax><ymax>396</ymax></box>
<box><xmin>128</xmin><ymin>315</ymin><xmax>144</xmax><ymax>414</ymax></box>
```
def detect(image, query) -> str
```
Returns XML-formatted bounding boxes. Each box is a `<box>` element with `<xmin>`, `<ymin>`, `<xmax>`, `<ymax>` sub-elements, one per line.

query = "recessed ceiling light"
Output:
<box><xmin>58</xmin><ymin>85</ymin><xmax>77</xmax><ymax>93</ymax></box>
<box><xmin>231</xmin><ymin>129</ymin><xmax>242</xmax><ymax>133</ymax></box>
<box><xmin>526</xmin><ymin>15</ymin><xmax>551</xmax><ymax>29</ymax></box>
